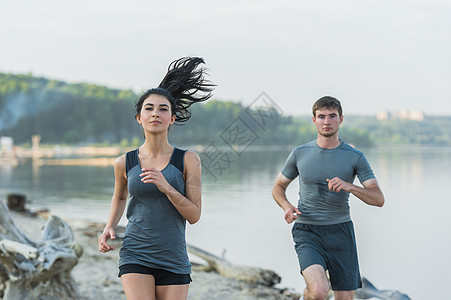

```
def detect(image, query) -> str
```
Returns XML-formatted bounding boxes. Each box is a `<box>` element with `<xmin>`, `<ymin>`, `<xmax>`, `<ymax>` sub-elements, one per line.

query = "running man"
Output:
<box><xmin>272</xmin><ymin>96</ymin><xmax>384</xmax><ymax>300</ymax></box>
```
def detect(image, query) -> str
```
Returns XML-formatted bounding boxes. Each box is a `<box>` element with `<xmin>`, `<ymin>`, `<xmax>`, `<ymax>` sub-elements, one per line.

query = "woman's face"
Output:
<box><xmin>136</xmin><ymin>94</ymin><xmax>175</xmax><ymax>133</ymax></box>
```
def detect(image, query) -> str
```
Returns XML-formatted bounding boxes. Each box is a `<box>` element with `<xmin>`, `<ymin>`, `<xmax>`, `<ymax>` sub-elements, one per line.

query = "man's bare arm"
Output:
<box><xmin>272</xmin><ymin>173</ymin><xmax>301</xmax><ymax>223</ymax></box>
<box><xmin>327</xmin><ymin>177</ymin><xmax>385</xmax><ymax>207</ymax></box>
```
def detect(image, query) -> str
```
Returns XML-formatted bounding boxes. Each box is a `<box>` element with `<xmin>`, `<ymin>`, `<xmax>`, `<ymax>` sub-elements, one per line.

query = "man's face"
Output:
<box><xmin>313</xmin><ymin>108</ymin><xmax>343</xmax><ymax>138</ymax></box>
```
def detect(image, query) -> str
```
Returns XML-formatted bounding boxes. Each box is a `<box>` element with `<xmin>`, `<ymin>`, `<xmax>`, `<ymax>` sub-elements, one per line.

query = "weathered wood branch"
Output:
<box><xmin>6</xmin><ymin>194</ymin><xmax>26</xmax><ymax>212</ymax></box>
<box><xmin>355</xmin><ymin>277</ymin><xmax>412</xmax><ymax>300</ymax></box>
<box><xmin>0</xmin><ymin>199</ymin><xmax>83</xmax><ymax>300</ymax></box>
<box><xmin>187</xmin><ymin>244</ymin><xmax>281</xmax><ymax>287</ymax></box>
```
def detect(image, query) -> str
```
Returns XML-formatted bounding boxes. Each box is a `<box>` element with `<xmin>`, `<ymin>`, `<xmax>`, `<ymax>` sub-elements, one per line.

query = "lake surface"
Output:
<box><xmin>1</xmin><ymin>146</ymin><xmax>449</xmax><ymax>299</ymax></box>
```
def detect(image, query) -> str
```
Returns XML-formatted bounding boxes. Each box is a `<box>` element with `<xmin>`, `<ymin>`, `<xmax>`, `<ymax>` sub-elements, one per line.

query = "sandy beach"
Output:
<box><xmin>5</xmin><ymin>209</ymin><xmax>301</xmax><ymax>300</ymax></box>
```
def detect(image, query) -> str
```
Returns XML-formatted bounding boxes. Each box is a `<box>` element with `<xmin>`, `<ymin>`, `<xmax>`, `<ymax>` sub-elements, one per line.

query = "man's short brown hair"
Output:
<box><xmin>312</xmin><ymin>96</ymin><xmax>342</xmax><ymax>117</ymax></box>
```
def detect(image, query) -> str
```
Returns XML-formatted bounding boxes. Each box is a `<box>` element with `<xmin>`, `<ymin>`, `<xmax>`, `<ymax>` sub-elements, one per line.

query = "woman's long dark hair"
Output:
<box><xmin>135</xmin><ymin>57</ymin><xmax>215</xmax><ymax>123</ymax></box>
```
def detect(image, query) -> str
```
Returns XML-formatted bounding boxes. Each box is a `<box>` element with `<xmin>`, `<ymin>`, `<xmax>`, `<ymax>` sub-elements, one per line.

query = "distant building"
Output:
<box><xmin>377</xmin><ymin>109</ymin><xmax>424</xmax><ymax>121</ymax></box>
<box><xmin>0</xmin><ymin>136</ymin><xmax>14</xmax><ymax>154</ymax></box>
<box><xmin>376</xmin><ymin>111</ymin><xmax>389</xmax><ymax>121</ymax></box>
<box><xmin>0</xmin><ymin>136</ymin><xmax>18</xmax><ymax>166</ymax></box>
<box><xmin>408</xmin><ymin>110</ymin><xmax>425</xmax><ymax>121</ymax></box>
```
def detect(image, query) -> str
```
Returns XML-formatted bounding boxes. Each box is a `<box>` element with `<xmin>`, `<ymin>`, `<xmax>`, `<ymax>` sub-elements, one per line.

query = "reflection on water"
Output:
<box><xmin>1</xmin><ymin>146</ymin><xmax>450</xmax><ymax>299</ymax></box>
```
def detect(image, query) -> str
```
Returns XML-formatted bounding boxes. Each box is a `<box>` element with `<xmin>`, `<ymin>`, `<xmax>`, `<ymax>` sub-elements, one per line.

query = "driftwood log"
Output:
<box><xmin>187</xmin><ymin>244</ymin><xmax>281</xmax><ymax>287</ymax></box>
<box><xmin>355</xmin><ymin>277</ymin><xmax>412</xmax><ymax>300</ymax></box>
<box><xmin>6</xmin><ymin>194</ymin><xmax>26</xmax><ymax>212</ymax></box>
<box><xmin>0</xmin><ymin>200</ymin><xmax>83</xmax><ymax>300</ymax></box>
<box><xmin>80</xmin><ymin>224</ymin><xmax>281</xmax><ymax>288</ymax></box>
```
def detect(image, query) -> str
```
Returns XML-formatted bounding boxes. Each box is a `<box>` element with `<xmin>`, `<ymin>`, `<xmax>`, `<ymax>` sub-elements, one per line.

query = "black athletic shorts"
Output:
<box><xmin>119</xmin><ymin>264</ymin><xmax>192</xmax><ymax>286</ymax></box>
<box><xmin>292</xmin><ymin>221</ymin><xmax>362</xmax><ymax>291</ymax></box>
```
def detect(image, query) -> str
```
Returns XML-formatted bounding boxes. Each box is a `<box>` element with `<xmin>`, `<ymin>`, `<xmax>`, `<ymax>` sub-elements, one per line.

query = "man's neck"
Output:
<box><xmin>316</xmin><ymin>135</ymin><xmax>341</xmax><ymax>149</ymax></box>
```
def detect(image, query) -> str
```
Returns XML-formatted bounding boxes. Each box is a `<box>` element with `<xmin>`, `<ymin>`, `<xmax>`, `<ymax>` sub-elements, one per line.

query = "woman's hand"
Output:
<box><xmin>98</xmin><ymin>228</ymin><xmax>116</xmax><ymax>253</ymax></box>
<box><xmin>140</xmin><ymin>168</ymin><xmax>170</xmax><ymax>193</ymax></box>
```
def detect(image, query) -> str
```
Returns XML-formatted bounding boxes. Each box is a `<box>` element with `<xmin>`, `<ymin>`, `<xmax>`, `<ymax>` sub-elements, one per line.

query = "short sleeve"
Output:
<box><xmin>356</xmin><ymin>153</ymin><xmax>376</xmax><ymax>183</ymax></box>
<box><xmin>281</xmin><ymin>149</ymin><xmax>299</xmax><ymax>180</ymax></box>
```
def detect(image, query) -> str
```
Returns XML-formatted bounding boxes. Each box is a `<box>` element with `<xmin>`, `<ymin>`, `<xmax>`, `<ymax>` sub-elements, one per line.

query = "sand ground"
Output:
<box><xmin>7</xmin><ymin>211</ymin><xmax>301</xmax><ymax>300</ymax></box>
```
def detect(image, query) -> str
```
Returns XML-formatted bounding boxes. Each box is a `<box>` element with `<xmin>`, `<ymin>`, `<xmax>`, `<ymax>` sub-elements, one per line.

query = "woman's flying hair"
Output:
<box><xmin>135</xmin><ymin>57</ymin><xmax>215</xmax><ymax>123</ymax></box>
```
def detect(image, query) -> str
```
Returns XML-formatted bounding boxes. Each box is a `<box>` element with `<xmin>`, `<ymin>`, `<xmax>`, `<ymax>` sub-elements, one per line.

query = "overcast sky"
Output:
<box><xmin>1</xmin><ymin>0</ymin><xmax>450</xmax><ymax>116</ymax></box>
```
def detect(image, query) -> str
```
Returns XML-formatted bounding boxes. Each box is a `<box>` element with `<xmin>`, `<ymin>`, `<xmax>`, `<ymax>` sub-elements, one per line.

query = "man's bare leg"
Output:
<box><xmin>302</xmin><ymin>264</ymin><xmax>329</xmax><ymax>300</ymax></box>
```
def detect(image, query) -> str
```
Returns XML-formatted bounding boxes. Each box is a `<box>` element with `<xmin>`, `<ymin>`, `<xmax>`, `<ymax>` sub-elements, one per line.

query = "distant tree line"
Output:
<box><xmin>1</xmin><ymin>72</ymin><xmax>450</xmax><ymax>148</ymax></box>
<box><xmin>0</xmin><ymin>73</ymin><xmax>137</xmax><ymax>145</ymax></box>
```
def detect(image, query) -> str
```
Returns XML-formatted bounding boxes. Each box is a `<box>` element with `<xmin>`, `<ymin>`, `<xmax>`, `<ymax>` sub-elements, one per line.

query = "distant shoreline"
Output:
<box><xmin>3</xmin><ymin>143</ymin><xmax>451</xmax><ymax>167</ymax></box>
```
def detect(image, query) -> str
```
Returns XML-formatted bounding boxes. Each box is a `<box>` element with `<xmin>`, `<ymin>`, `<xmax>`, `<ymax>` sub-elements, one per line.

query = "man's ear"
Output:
<box><xmin>339</xmin><ymin>115</ymin><xmax>343</xmax><ymax>124</ymax></box>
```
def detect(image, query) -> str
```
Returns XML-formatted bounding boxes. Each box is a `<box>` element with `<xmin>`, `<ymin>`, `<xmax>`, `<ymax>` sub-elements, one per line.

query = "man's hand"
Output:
<box><xmin>284</xmin><ymin>205</ymin><xmax>302</xmax><ymax>224</ymax></box>
<box><xmin>327</xmin><ymin>177</ymin><xmax>385</xmax><ymax>207</ymax></box>
<box><xmin>327</xmin><ymin>177</ymin><xmax>352</xmax><ymax>193</ymax></box>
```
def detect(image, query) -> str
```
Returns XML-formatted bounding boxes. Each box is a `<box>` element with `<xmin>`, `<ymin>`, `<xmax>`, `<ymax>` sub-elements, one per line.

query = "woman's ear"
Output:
<box><xmin>136</xmin><ymin>114</ymin><xmax>142</xmax><ymax>124</ymax></box>
<box><xmin>170</xmin><ymin>114</ymin><xmax>176</xmax><ymax>125</ymax></box>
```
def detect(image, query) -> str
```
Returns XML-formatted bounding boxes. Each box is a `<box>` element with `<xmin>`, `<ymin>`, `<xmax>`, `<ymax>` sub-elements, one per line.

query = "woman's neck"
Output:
<box><xmin>140</xmin><ymin>134</ymin><xmax>172</xmax><ymax>156</ymax></box>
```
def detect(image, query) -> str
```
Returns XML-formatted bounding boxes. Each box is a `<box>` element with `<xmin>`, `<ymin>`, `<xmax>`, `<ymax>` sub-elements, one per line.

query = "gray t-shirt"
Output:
<box><xmin>281</xmin><ymin>140</ymin><xmax>375</xmax><ymax>225</ymax></box>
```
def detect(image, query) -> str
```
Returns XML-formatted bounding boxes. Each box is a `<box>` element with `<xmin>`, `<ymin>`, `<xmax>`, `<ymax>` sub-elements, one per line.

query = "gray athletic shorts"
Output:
<box><xmin>292</xmin><ymin>221</ymin><xmax>362</xmax><ymax>291</ymax></box>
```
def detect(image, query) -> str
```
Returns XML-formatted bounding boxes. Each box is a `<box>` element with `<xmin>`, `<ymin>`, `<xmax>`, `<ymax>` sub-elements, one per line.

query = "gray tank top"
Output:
<box><xmin>119</xmin><ymin>147</ymin><xmax>191</xmax><ymax>274</ymax></box>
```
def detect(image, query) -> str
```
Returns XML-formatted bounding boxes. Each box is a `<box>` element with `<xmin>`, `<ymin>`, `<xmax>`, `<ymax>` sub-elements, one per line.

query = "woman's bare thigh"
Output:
<box><xmin>156</xmin><ymin>284</ymin><xmax>189</xmax><ymax>300</ymax></box>
<box><xmin>121</xmin><ymin>273</ymin><xmax>156</xmax><ymax>300</ymax></box>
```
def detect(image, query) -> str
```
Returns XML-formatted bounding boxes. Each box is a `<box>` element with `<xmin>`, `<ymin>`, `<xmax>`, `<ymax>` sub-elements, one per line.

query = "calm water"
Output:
<box><xmin>1</xmin><ymin>146</ymin><xmax>450</xmax><ymax>299</ymax></box>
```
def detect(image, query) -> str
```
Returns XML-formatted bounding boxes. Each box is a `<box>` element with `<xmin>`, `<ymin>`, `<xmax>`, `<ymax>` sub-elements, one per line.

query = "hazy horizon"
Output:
<box><xmin>1</xmin><ymin>0</ymin><xmax>450</xmax><ymax>116</ymax></box>
<box><xmin>4</xmin><ymin>70</ymin><xmax>450</xmax><ymax>118</ymax></box>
